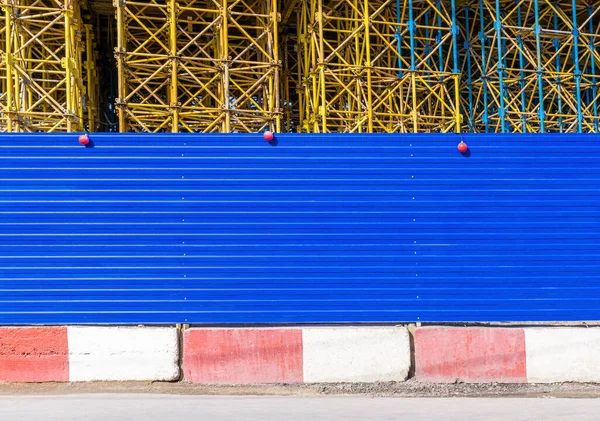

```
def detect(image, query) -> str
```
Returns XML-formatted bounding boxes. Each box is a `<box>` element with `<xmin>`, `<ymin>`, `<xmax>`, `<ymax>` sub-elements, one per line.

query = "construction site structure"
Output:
<box><xmin>461</xmin><ymin>0</ymin><xmax>600</xmax><ymax>134</ymax></box>
<box><xmin>0</xmin><ymin>0</ymin><xmax>96</xmax><ymax>132</ymax></box>
<box><xmin>295</xmin><ymin>0</ymin><xmax>461</xmax><ymax>134</ymax></box>
<box><xmin>114</xmin><ymin>0</ymin><xmax>280</xmax><ymax>133</ymax></box>
<box><xmin>1</xmin><ymin>0</ymin><xmax>600</xmax><ymax>133</ymax></box>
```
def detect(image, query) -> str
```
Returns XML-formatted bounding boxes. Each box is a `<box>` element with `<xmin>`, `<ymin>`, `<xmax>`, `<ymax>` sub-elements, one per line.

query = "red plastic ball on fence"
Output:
<box><xmin>264</xmin><ymin>131</ymin><xmax>274</xmax><ymax>142</ymax></box>
<box><xmin>79</xmin><ymin>134</ymin><xmax>90</xmax><ymax>145</ymax></box>
<box><xmin>458</xmin><ymin>142</ymin><xmax>468</xmax><ymax>153</ymax></box>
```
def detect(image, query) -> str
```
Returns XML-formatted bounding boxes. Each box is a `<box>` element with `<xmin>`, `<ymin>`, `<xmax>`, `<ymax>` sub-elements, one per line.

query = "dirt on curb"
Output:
<box><xmin>2</xmin><ymin>380</ymin><xmax>600</xmax><ymax>399</ymax></box>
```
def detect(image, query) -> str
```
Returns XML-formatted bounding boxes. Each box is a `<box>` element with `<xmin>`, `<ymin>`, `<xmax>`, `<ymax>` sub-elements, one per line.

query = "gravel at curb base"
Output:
<box><xmin>2</xmin><ymin>380</ymin><xmax>600</xmax><ymax>398</ymax></box>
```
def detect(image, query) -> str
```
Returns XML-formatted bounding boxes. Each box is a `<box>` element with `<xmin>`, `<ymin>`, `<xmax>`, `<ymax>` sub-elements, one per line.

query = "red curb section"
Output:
<box><xmin>415</xmin><ymin>327</ymin><xmax>527</xmax><ymax>383</ymax></box>
<box><xmin>0</xmin><ymin>327</ymin><xmax>69</xmax><ymax>382</ymax></box>
<box><xmin>183</xmin><ymin>328</ymin><xmax>303</xmax><ymax>384</ymax></box>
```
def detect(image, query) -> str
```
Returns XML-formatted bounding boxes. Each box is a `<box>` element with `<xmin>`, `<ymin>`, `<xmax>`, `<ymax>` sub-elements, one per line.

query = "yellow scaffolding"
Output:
<box><xmin>115</xmin><ymin>0</ymin><xmax>280</xmax><ymax>133</ymax></box>
<box><xmin>0</xmin><ymin>0</ymin><xmax>95</xmax><ymax>132</ymax></box>
<box><xmin>295</xmin><ymin>0</ymin><xmax>461</xmax><ymax>134</ymax></box>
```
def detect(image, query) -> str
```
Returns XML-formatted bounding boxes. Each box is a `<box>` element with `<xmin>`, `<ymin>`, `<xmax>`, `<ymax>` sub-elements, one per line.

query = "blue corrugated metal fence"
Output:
<box><xmin>1</xmin><ymin>133</ymin><xmax>598</xmax><ymax>324</ymax></box>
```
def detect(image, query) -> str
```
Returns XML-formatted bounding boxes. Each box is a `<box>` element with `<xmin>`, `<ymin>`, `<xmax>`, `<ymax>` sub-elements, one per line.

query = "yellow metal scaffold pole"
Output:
<box><xmin>84</xmin><ymin>23</ymin><xmax>98</xmax><ymax>131</ymax></box>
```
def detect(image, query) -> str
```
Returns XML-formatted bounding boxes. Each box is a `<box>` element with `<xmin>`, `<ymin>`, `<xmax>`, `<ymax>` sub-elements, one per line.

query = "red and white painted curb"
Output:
<box><xmin>415</xmin><ymin>327</ymin><xmax>600</xmax><ymax>384</ymax></box>
<box><xmin>0</xmin><ymin>327</ymin><xmax>178</xmax><ymax>382</ymax></box>
<box><xmin>183</xmin><ymin>327</ymin><xmax>411</xmax><ymax>384</ymax></box>
<box><xmin>2</xmin><ymin>325</ymin><xmax>600</xmax><ymax>384</ymax></box>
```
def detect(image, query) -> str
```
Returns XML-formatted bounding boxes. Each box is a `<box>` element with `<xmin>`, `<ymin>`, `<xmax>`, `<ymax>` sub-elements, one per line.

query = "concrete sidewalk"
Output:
<box><xmin>1</xmin><ymin>395</ymin><xmax>599</xmax><ymax>421</ymax></box>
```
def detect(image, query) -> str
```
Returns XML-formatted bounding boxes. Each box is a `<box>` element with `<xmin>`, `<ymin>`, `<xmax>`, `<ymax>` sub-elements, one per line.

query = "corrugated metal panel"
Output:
<box><xmin>1</xmin><ymin>133</ymin><xmax>599</xmax><ymax>324</ymax></box>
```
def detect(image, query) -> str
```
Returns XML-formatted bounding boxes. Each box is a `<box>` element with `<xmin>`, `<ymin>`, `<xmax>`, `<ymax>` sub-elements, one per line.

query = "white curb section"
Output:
<box><xmin>526</xmin><ymin>328</ymin><xmax>600</xmax><ymax>383</ymax></box>
<box><xmin>302</xmin><ymin>327</ymin><xmax>411</xmax><ymax>383</ymax></box>
<box><xmin>68</xmin><ymin>327</ymin><xmax>179</xmax><ymax>381</ymax></box>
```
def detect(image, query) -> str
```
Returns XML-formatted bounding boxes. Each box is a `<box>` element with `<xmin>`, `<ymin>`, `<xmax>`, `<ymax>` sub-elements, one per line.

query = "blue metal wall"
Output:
<box><xmin>1</xmin><ymin>133</ymin><xmax>598</xmax><ymax>324</ymax></box>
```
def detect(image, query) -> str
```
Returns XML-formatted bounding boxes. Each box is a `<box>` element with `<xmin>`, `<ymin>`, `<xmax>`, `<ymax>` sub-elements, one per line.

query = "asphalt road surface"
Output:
<box><xmin>1</xmin><ymin>395</ymin><xmax>600</xmax><ymax>421</ymax></box>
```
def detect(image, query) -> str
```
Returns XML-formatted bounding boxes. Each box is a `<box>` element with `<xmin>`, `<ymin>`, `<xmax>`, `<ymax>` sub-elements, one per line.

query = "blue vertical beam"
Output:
<box><xmin>451</xmin><ymin>0</ymin><xmax>459</xmax><ymax>72</ymax></box>
<box><xmin>424</xmin><ymin>9</ymin><xmax>431</xmax><ymax>115</ymax></box>
<box><xmin>589</xmin><ymin>6</ymin><xmax>599</xmax><ymax>133</ymax></box>
<box><xmin>465</xmin><ymin>6</ymin><xmax>474</xmax><ymax>132</ymax></box>
<box><xmin>408</xmin><ymin>0</ymin><xmax>417</xmax><ymax>131</ymax></box>
<box><xmin>450</xmin><ymin>0</ymin><xmax>460</xmax><ymax>132</ymax></box>
<box><xmin>395</xmin><ymin>0</ymin><xmax>403</xmax><ymax>77</ymax></box>
<box><xmin>501</xmin><ymin>9</ymin><xmax>508</xmax><ymax>81</ymax></box>
<box><xmin>585</xmin><ymin>38</ymin><xmax>592</xmax><ymax>109</ymax></box>
<box><xmin>571</xmin><ymin>0</ymin><xmax>583</xmax><ymax>132</ymax></box>
<box><xmin>533</xmin><ymin>0</ymin><xmax>546</xmax><ymax>132</ymax></box>
<box><xmin>517</xmin><ymin>3</ymin><xmax>527</xmax><ymax>132</ymax></box>
<box><xmin>494</xmin><ymin>0</ymin><xmax>506</xmax><ymax>132</ymax></box>
<box><xmin>479</xmin><ymin>0</ymin><xmax>490</xmax><ymax>132</ymax></box>
<box><xmin>571</xmin><ymin>1</ymin><xmax>583</xmax><ymax>132</ymax></box>
<box><xmin>585</xmin><ymin>66</ymin><xmax>592</xmax><ymax>114</ymax></box>
<box><xmin>554</xmin><ymin>9</ymin><xmax>564</xmax><ymax>132</ymax></box>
